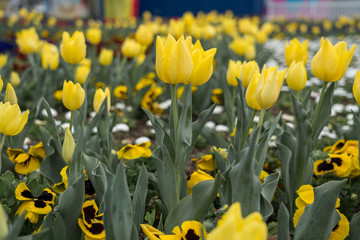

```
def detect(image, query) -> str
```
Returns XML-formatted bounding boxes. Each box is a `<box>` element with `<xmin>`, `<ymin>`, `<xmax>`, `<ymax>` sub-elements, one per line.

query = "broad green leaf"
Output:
<box><xmin>260</xmin><ymin>172</ymin><xmax>279</xmax><ymax>221</ymax></box>
<box><xmin>294</xmin><ymin>180</ymin><xmax>346</xmax><ymax>240</ymax></box>
<box><xmin>278</xmin><ymin>203</ymin><xmax>290</xmax><ymax>240</ymax></box>
<box><xmin>53</xmin><ymin>212</ymin><xmax>66</xmax><ymax>240</ymax></box>
<box><xmin>200</xmin><ymin>127</ymin><xmax>228</xmax><ymax>148</ymax></box>
<box><xmin>132</xmin><ymin>164</ymin><xmax>148</xmax><ymax>232</ymax></box>
<box><xmin>4</xmin><ymin>212</ymin><xmax>26</xmax><ymax>240</ymax></box>
<box><xmin>192</xmin><ymin>104</ymin><xmax>216</xmax><ymax>146</ymax></box>
<box><xmin>164</xmin><ymin>172</ymin><xmax>224</xmax><ymax>233</ymax></box>
<box><xmin>350</xmin><ymin>210</ymin><xmax>360</xmax><ymax>239</ymax></box>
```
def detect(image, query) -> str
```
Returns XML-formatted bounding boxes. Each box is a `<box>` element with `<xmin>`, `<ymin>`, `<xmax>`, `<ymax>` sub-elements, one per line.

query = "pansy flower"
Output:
<box><xmin>52</xmin><ymin>166</ymin><xmax>95</xmax><ymax>198</ymax></box>
<box><xmin>187</xmin><ymin>169</ymin><xmax>214</xmax><ymax>194</ymax></box>
<box><xmin>78</xmin><ymin>200</ymin><xmax>105</xmax><ymax>240</ymax></box>
<box><xmin>15</xmin><ymin>182</ymin><xmax>56</xmax><ymax>224</ymax></box>
<box><xmin>141</xmin><ymin>221</ymin><xmax>206</xmax><ymax>240</ymax></box>
<box><xmin>117</xmin><ymin>141</ymin><xmax>152</xmax><ymax>160</ymax></box>
<box><xmin>192</xmin><ymin>154</ymin><xmax>217</xmax><ymax>171</ymax></box>
<box><xmin>7</xmin><ymin>142</ymin><xmax>46</xmax><ymax>175</ymax></box>
<box><xmin>314</xmin><ymin>153</ymin><xmax>355</xmax><ymax>177</ymax></box>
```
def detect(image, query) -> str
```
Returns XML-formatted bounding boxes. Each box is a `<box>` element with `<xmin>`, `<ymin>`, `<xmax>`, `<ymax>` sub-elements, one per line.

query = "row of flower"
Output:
<box><xmin>0</xmin><ymin>8</ymin><xmax>360</xmax><ymax>240</ymax></box>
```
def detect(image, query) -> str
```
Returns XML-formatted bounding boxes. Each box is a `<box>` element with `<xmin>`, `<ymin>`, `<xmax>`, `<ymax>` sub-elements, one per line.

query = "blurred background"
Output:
<box><xmin>0</xmin><ymin>0</ymin><xmax>360</xmax><ymax>19</ymax></box>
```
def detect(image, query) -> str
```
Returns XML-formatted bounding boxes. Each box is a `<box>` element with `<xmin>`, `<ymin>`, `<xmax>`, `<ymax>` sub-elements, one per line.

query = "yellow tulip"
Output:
<box><xmin>10</xmin><ymin>71</ymin><xmax>20</xmax><ymax>87</ymax></box>
<box><xmin>62</xmin><ymin>80</ymin><xmax>85</xmax><ymax>111</ymax></box>
<box><xmin>226</xmin><ymin>60</ymin><xmax>242</xmax><ymax>87</ymax></box>
<box><xmin>0</xmin><ymin>75</ymin><xmax>3</xmax><ymax>92</ymax></box>
<box><xmin>0</xmin><ymin>204</ymin><xmax>8</xmax><ymax>240</ymax></box>
<box><xmin>156</xmin><ymin>34</ymin><xmax>193</xmax><ymax>85</ymax></box>
<box><xmin>255</xmin><ymin>65</ymin><xmax>287</xmax><ymax>109</ymax></box>
<box><xmin>62</xmin><ymin>127</ymin><xmax>75</xmax><ymax>164</ymax></box>
<box><xmin>284</xmin><ymin>38</ymin><xmax>308</xmax><ymax>67</ymax></box>
<box><xmin>311</xmin><ymin>38</ymin><xmax>356</xmax><ymax>82</ymax></box>
<box><xmin>188</xmin><ymin>40</ymin><xmax>217</xmax><ymax>86</ymax></box>
<box><xmin>93</xmin><ymin>87</ymin><xmax>111</xmax><ymax>113</ymax></box>
<box><xmin>353</xmin><ymin>70</ymin><xmax>360</xmax><ymax>104</ymax></box>
<box><xmin>5</xmin><ymin>83</ymin><xmax>17</xmax><ymax>105</ymax></box>
<box><xmin>85</xmin><ymin>27</ymin><xmax>102</xmax><ymax>45</ymax></box>
<box><xmin>60</xmin><ymin>31</ymin><xmax>87</xmax><ymax>64</ymax></box>
<box><xmin>168</xmin><ymin>19</ymin><xmax>185</xmax><ymax>39</ymax></box>
<box><xmin>245</xmin><ymin>43</ymin><xmax>256</xmax><ymax>60</ymax></box>
<box><xmin>0</xmin><ymin>102</ymin><xmax>29</xmax><ymax>136</ymax></box>
<box><xmin>47</xmin><ymin>17</ymin><xmax>57</xmax><ymax>27</ymax></box>
<box><xmin>187</xmin><ymin>169</ymin><xmax>214</xmax><ymax>194</ymax></box>
<box><xmin>16</xmin><ymin>27</ymin><xmax>42</xmax><ymax>54</ymax></box>
<box><xmin>286</xmin><ymin>61</ymin><xmax>307</xmax><ymax>92</ymax></box>
<box><xmin>207</xmin><ymin>202</ymin><xmax>267</xmax><ymax>240</ymax></box>
<box><xmin>135</xmin><ymin>24</ymin><xmax>154</xmax><ymax>46</ymax></box>
<box><xmin>53</xmin><ymin>90</ymin><xmax>63</xmax><ymax>102</ymax></box>
<box><xmin>0</xmin><ymin>54</ymin><xmax>7</xmax><ymax>68</ymax></box>
<box><xmin>75</xmin><ymin>65</ymin><xmax>90</xmax><ymax>85</ymax></box>
<box><xmin>229</xmin><ymin>37</ymin><xmax>246</xmax><ymax>56</ymax></box>
<box><xmin>121</xmin><ymin>38</ymin><xmax>142</xmax><ymax>58</ymax></box>
<box><xmin>245</xmin><ymin>72</ymin><xmax>261</xmax><ymax>110</ymax></box>
<box><xmin>240</xmin><ymin>61</ymin><xmax>260</xmax><ymax>88</ymax></box>
<box><xmin>41</xmin><ymin>43</ymin><xmax>59</xmax><ymax>70</ymax></box>
<box><xmin>98</xmin><ymin>48</ymin><xmax>113</xmax><ymax>66</ymax></box>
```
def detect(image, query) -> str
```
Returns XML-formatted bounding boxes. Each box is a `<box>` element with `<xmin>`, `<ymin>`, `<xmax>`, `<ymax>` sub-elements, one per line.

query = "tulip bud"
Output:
<box><xmin>98</xmin><ymin>48</ymin><xmax>113</xmax><ymax>66</ymax></box>
<box><xmin>135</xmin><ymin>24</ymin><xmax>154</xmax><ymax>46</ymax></box>
<box><xmin>286</xmin><ymin>61</ymin><xmax>307</xmax><ymax>92</ymax></box>
<box><xmin>0</xmin><ymin>54</ymin><xmax>7</xmax><ymax>69</ymax></box>
<box><xmin>353</xmin><ymin>70</ymin><xmax>360</xmax><ymax>104</ymax></box>
<box><xmin>156</xmin><ymin>34</ymin><xmax>193</xmax><ymax>85</ymax></box>
<box><xmin>229</xmin><ymin>37</ymin><xmax>246</xmax><ymax>56</ymax></box>
<box><xmin>226</xmin><ymin>60</ymin><xmax>242</xmax><ymax>87</ymax></box>
<box><xmin>5</xmin><ymin>83</ymin><xmax>17</xmax><ymax>105</ymax></box>
<box><xmin>62</xmin><ymin>80</ymin><xmax>85</xmax><ymax>111</ymax></box>
<box><xmin>245</xmin><ymin>44</ymin><xmax>256</xmax><ymax>60</ymax></box>
<box><xmin>10</xmin><ymin>71</ymin><xmax>20</xmax><ymax>87</ymax></box>
<box><xmin>188</xmin><ymin>40</ymin><xmax>216</xmax><ymax>86</ymax></box>
<box><xmin>60</xmin><ymin>31</ymin><xmax>87</xmax><ymax>64</ymax></box>
<box><xmin>255</xmin><ymin>65</ymin><xmax>287</xmax><ymax>109</ymax></box>
<box><xmin>0</xmin><ymin>204</ymin><xmax>8</xmax><ymax>240</ymax></box>
<box><xmin>62</xmin><ymin>127</ymin><xmax>75</xmax><ymax>164</ymax></box>
<box><xmin>285</xmin><ymin>38</ymin><xmax>308</xmax><ymax>67</ymax></box>
<box><xmin>245</xmin><ymin>71</ymin><xmax>261</xmax><ymax>110</ymax></box>
<box><xmin>240</xmin><ymin>61</ymin><xmax>259</xmax><ymax>88</ymax></box>
<box><xmin>121</xmin><ymin>38</ymin><xmax>142</xmax><ymax>58</ymax></box>
<box><xmin>86</xmin><ymin>27</ymin><xmax>102</xmax><ymax>45</ymax></box>
<box><xmin>93</xmin><ymin>87</ymin><xmax>111</xmax><ymax>113</ymax></box>
<box><xmin>75</xmin><ymin>65</ymin><xmax>91</xmax><ymax>85</ymax></box>
<box><xmin>41</xmin><ymin>43</ymin><xmax>59</xmax><ymax>70</ymax></box>
<box><xmin>311</xmin><ymin>38</ymin><xmax>356</xmax><ymax>82</ymax></box>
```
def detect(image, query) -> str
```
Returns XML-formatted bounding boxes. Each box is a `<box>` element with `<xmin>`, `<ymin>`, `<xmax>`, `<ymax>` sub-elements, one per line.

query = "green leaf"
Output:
<box><xmin>294</xmin><ymin>180</ymin><xmax>346</xmax><ymax>240</ymax></box>
<box><xmin>192</xmin><ymin>104</ymin><xmax>216</xmax><ymax>146</ymax></box>
<box><xmin>350</xmin><ymin>210</ymin><xmax>360</xmax><ymax>239</ymax></box>
<box><xmin>278</xmin><ymin>203</ymin><xmax>290</xmax><ymax>240</ymax></box>
<box><xmin>53</xmin><ymin>212</ymin><xmax>66</xmax><ymax>240</ymax></box>
<box><xmin>132</xmin><ymin>164</ymin><xmax>148</xmax><ymax>232</ymax></box>
<box><xmin>4</xmin><ymin>212</ymin><xmax>26</xmax><ymax>240</ymax></box>
<box><xmin>164</xmin><ymin>172</ymin><xmax>224</xmax><ymax>233</ymax></box>
<box><xmin>56</xmin><ymin>174</ymin><xmax>85</xmax><ymax>240</ymax></box>
<box><xmin>260</xmin><ymin>172</ymin><xmax>279</xmax><ymax>221</ymax></box>
<box><xmin>111</xmin><ymin>162</ymin><xmax>133</xmax><ymax>240</ymax></box>
<box><xmin>200</xmin><ymin>127</ymin><xmax>228</xmax><ymax>148</ymax></box>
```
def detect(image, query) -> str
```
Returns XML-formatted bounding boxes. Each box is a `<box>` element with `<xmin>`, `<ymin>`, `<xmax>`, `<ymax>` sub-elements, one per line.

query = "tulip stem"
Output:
<box><xmin>171</xmin><ymin>84</ymin><xmax>180</xmax><ymax>202</ymax></box>
<box><xmin>311</xmin><ymin>82</ymin><xmax>328</xmax><ymax>132</ymax></box>
<box><xmin>69</xmin><ymin>111</ymin><xmax>74</xmax><ymax>133</ymax></box>
<box><xmin>296</xmin><ymin>91</ymin><xmax>300</xmax><ymax>101</ymax></box>
<box><xmin>242</xmin><ymin>109</ymin><xmax>257</xmax><ymax>149</ymax></box>
<box><xmin>256</xmin><ymin>108</ymin><xmax>266</xmax><ymax>143</ymax></box>
<box><xmin>0</xmin><ymin>135</ymin><xmax>6</xmax><ymax>172</ymax></box>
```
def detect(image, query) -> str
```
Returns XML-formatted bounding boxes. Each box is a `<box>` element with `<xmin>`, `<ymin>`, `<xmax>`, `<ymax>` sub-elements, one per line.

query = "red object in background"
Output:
<box><xmin>132</xmin><ymin>0</ymin><xmax>140</xmax><ymax>17</ymax></box>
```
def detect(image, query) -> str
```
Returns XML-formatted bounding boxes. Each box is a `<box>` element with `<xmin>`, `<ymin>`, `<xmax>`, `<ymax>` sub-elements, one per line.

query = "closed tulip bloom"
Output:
<box><xmin>135</xmin><ymin>24</ymin><xmax>154</xmax><ymax>46</ymax></box>
<box><xmin>121</xmin><ymin>38</ymin><xmax>142</xmax><ymax>58</ymax></box>
<box><xmin>41</xmin><ymin>43</ymin><xmax>59</xmax><ymax>70</ymax></box>
<box><xmin>62</xmin><ymin>127</ymin><xmax>75</xmax><ymax>164</ymax></box>
<box><xmin>168</xmin><ymin>19</ymin><xmax>185</xmax><ymax>39</ymax></box>
<box><xmin>255</xmin><ymin>65</ymin><xmax>287</xmax><ymax>109</ymax></box>
<box><xmin>226</xmin><ymin>60</ymin><xmax>242</xmax><ymax>87</ymax></box>
<box><xmin>286</xmin><ymin>61</ymin><xmax>307</xmax><ymax>92</ymax></box>
<box><xmin>245</xmin><ymin>43</ymin><xmax>256</xmax><ymax>60</ymax></box>
<box><xmin>311</xmin><ymin>38</ymin><xmax>356</xmax><ymax>82</ymax></box>
<box><xmin>10</xmin><ymin>71</ymin><xmax>20</xmax><ymax>87</ymax></box>
<box><xmin>0</xmin><ymin>54</ymin><xmax>7</xmax><ymax>69</ymax></box>
<box><xmin>353</xmin><ymin>70</ymin><xmax>360</xmax><ymax>104</ymax></box>
<box><xmin>98</xmin><ymin>48</ymin><xmax>113</xmax><ymax>66</ymax></box>
<box><xmin>285</xmin><ymin>38</ymin><xmax>308</xmax><ymax>67</ymax></box>
<box><xmin>240</xmin><ymin>61</ymin><xmax>260</xmax><ymax>87</ymax></box>
<box><xmin>229</xmin><ymin>37</ymin><xmax>246</xmax><ymax>56</ymax></box>
<box><xmin>75</xmin><ymin>65</ymin><xmax>90</xmax><ymax>85</ymax></box>
<box><xmin>86</xmin><ymin>27</ymin><xmax>102</xmax><ymax>45</ymax></box>
<box><xmin>62</xmin><ymin>80</ymin><xmax>85</xmax><ymax>111</ymax></box>
<box><xmin>188</xmin><ymin>40</ymin><xmax>217</xmax><ymax>86</ymax></box>
<box><xmin>0</xmin><ymin>75</ymin><xmax>3</xmax><ymax>92</ymax></box>
<box><xmin>5</xmin><ymin>83</ymin><xmax>17</xmax><ymax>105</ymax></box>
<box><xmin>60</xmin><ymin>31</ymin><xmax>86</xmax><ymax>64</ymax></box>
<box><xmin>156</xmin><ymin>34</ymin><xmax>193</xmax><ymax>85</ymax></box>
<box><xmin>0</xmin><ymin>102</ymin><xmax>29</xmax><ymax>136</ymax></box>
<box><xmin>93</xmin><ymin>87</ymin><xmax>111</xmax><ymax>113</ymax></box>
<box><xmin>245</xmin><ymin>72</ymin><xmax>261</xmax><ymax>110</ymax></box>
<box><xmin>16</xmin><ymin>27</ymin><xmax>42</xmax><ymax>54</ymax></box>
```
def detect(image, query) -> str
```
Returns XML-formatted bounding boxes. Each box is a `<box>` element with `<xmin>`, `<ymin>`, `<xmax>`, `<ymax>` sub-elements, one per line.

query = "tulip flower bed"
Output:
<box><xmin>1</xmin><ymin>8</ymin><xmax>360</xmax><ymax>240</ymax></box>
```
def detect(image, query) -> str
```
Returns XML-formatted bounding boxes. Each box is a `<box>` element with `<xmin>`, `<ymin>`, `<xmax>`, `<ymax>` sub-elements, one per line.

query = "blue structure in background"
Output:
<box><xmin>139</xmin><ymin>0</ymin><xmax>264</xmax><ymax>17</ymax></box>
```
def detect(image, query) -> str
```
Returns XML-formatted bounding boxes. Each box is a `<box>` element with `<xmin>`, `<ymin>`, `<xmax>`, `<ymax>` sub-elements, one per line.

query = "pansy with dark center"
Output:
<box><xmin>78</xmin><ymin>200</ymin><xmax>105</xmax><ymax>240</ymax></box>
